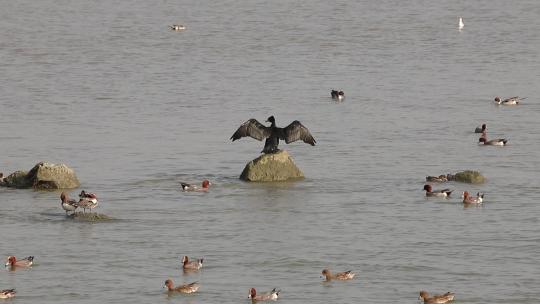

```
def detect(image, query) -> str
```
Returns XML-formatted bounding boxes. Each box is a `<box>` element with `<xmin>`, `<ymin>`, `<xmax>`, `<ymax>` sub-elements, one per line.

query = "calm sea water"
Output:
<box><xmin>1</xmin><ymin>0</ymin><xmax>540</xmax><ymax>303</ymax></box>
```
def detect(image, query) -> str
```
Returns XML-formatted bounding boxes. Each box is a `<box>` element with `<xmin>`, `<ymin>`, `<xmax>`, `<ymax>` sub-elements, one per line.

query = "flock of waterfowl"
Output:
<box><xmin>2</xmin><ymin>95</ymin><xmax>526</xmax><ymax>303</ymax></box>
<box><xmin>1</xmin><ymin>17</ymin><xmax>529</xmax><ymax>304</ymax></box>
<box><xmin>422</xmin><ymin>94</ymin><xmax>525</xmax><ymax>209</ymax></box>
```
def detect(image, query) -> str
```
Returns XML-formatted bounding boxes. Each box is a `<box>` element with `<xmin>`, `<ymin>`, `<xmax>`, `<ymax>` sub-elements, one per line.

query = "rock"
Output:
<box><xmin>240</xmin><ymin>150</ymin><xmax>304</xmax><ymax>182</ymax></box>
<box><xmin>2</xmin><ymin>171</ymin><xmax>32</xmax><ymax>188</ymax></box>
<box><xmin>453</xmin><ymin>170</ymin><xmax>485</xmax><ymax>184</ymax></box>
<box><xmin>1</xmin><ymin>162</ymin><xmax>80</xmax><ymax>189</ymax></box>
<box><xmin>68</xmin><ymin>212</ymin><xmax>113</xmax><ymax>222</ymax></box>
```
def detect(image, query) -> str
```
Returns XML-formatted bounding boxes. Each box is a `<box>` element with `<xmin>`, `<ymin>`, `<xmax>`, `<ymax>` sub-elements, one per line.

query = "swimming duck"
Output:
<box><xmin>478</xmin><ymin>137</ymin><xmax>507</xmax><ymax>146</ymax></box>
<box><xmin>331</xmin><ymin>90</ymin><xmax>345</xmax><ymax>101</ymax></box>
<box><xmin>181</xmin><ymin>256</ymin><xmax>203</xmax><ymax>270</ymax></box>
<box><xmin>169</xmin><ymin>24</ymin><xmax>186</xmax><ymax>31</ymax></box>
<box><xmin>423</xmin><ymin>185</ymin><xmax>452</xmax><ymax>197</ymax></box>
<box><xmin>458</xmin><ymin>17</ymin><xmax>464</xmax><ymax>30</ymax></box>
<box><xmin>164</xmin><ymin>279</ymin><xmax>200</xmax><ymax>293</ymax></box>
<box><xmin>425</xmin><ymin>175</ymin><xmax>448</xmax><ymax>182</ymax></box>
<box><xmin>474</xmin><ymin>124</ymin><xmax>486</xmax><ymax>133</ymax></box>
<box><xmin>0</xmin><ymin>289</ymin><xmax>16</xmax><ymax>299</ymax></box>
<box><xmin>321</xmin><ymin>269</ymin><xmax>356</xmax><ymax>281</ymax></box>
<box><xmin>419</xmin><ymin>290</ymin><xmax>455</xmax><ymax>304</ymax></box>
<box><xmin>180</xmin><ymin>180</ymin><xmax>211</xmax><ymax>192</ymax></box>
<box><xmin>231</xmin><ymin>116</ymin><xmax>316</xmax><ymax>154</ymax></box>
<box><xmin>248</xmin><ymin>288</ymin><xmax>280</xmax><ymax>301</ymax></box>
<box><xmin>462</xmin><ymin>191</ymin><xmax>484</xmax><ymax>204</ymax></box>
<box><xmin>494</xmin><ymin>96</ymin><xmax>524</xmax><ymax>105</ymax></box>
<box><xmin>5</xmin><ymin>256</ymin><xmax>34</xmax><ymax>268</ymax></box>
<box><xmin>60</xmin><ymin>192</ymin><xmax>78</xmax><ymax>214</ymax></box>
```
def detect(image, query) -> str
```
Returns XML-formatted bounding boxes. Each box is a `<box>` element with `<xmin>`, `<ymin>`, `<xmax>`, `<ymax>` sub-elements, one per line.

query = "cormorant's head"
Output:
<box><xmin>266</xmin><ymin>116</ymin><xmax>275</xmax><ymax>124</ymax></box>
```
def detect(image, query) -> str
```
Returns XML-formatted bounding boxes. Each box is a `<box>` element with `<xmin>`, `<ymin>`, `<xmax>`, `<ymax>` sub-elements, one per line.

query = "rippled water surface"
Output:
<box><xmin>1</xmin><ymin>1</ymin><xmax>540</xmax><ymax>303</ymax></box>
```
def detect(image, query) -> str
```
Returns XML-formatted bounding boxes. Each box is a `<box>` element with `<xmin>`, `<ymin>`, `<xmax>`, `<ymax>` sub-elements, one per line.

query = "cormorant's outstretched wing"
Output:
<box><xmin>280</xmin><ymin>121</ymin><xmax>316</xmax><ymax>145</ymax></box>
<box><xmin>230</xmin><ymin>119</ymin><xmax>271</xmax><ymax>142</ymax></box>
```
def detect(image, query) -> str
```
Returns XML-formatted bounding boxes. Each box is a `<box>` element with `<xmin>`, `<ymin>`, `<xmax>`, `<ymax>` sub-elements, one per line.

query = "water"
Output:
<box><xmin>1</xmin><ymin>0</ymin><xmax>540</xmax><ymax>303</ymax></box>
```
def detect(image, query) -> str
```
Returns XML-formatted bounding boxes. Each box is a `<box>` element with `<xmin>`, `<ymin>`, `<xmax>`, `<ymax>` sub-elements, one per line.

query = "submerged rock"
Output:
<box><xmin>240</xmin><ymin>150</ymin><xmax>304</xmax><ymax>182</ymax></box>
<box><xmin>68</xmin><ymin>212</ymin><xmax>113</xmax><ymax>222</ymax></box>
<box><xmin>1</xmin><ymin>162</ymin><xmax>80</xmax><ymax>190</ymax></box>
<box><xmin>453</xmin><ymin>170</ymin><xmax>485</xmax><ymax>184</ymax></box>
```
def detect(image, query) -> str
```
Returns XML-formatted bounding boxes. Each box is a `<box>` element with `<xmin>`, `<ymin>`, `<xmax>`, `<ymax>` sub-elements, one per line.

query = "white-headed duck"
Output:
<box><xmin>5</xmin><ymin>256</ymin><xmax>34</xmax><ymax>268</ymax></box>
<box><xmin>248</xmin><ymin>288</ymin><xmax>280</xmax><ymax>301</ymax></box>
<box><xmin>181</xmin><ymin>256</ymin><xmax>203</xmax><ymax>270</ymax></box>
<box><xmin>60</xmin><ymin>192</ymin><xmax>78</xmax><ymax>214</ymax></box>
<box><xmin>494</xmin><ymin>96</ymin><xmax>524</xmax><ymax>105</ymax></box>
<box><xmin>0</xmin><ymin>289</ymin><xmax>16</xmax><ymax>299</ymax></box>
<box><xmin>423</xmin><ymin>185</ymin><xmax>452</xmax><ymax>197</ymax></box>
<box><xmin>321</xmin><ymin>268</ymin><xmax>355</xmax><ymax>281</ymax></box>
<box><xmin>478</xmin><ymin>137</ymin><xmax>507</xmax><ymax>146</ymax></box>
<box><xmin>181</xmin><ymin>180</ymin><xmax>211</xmax><ymax>192</ymax></box>
<box><xmin>419</xmin><ymin>290</ymin><xmax>455</xmax><ymax>304</ymax></box>
<box><xmin>164</xmin><ymin>279</ymin><xmax>200</xmax><ymax>293</ymax></box>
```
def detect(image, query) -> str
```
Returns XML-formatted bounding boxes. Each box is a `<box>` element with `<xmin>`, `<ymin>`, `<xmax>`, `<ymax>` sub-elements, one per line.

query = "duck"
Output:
<box><xmin>169</xmin><ymin>24</ymin><xmax>186</xmax><ymax>31</ymax></box>
<box><xmin>181</xmin><ymin>256</ymin><xmax>203</xmax><ymax>270</ymax></box>
<box><xmin>0</xmin><ymin>289</ymin><xmax>16</xmax><ymax>299</ymax></box>
<box><xmin>474</xmin><ymin>124</ymin><xmax>486</xmax><ymax>133</ymax></box>
<box><xmin>419</xmin><ymin>290</ymin><xmax>455</xmax><ymax>304</ymax></box>
<box><xmin>478</xmin><ymin>137</ymin><xmax>507</xmax><ymax>146</ymax></box>
<box><xmin>60</xmin><ymin>192</ymin><xmax>78</xmax><ymax>214</ymax></box>
<box><xmin>331</xmin><ymin>90</ymin><xmax>345</xmax><ymax>101</ymax></box>
<box><xmin>231</xmin><ymin>116</ymin><xmax>316</xmax><ymax>154</ymax></box>
<box><xmin>248</xmin><ymin>288</ymin><xmax>280</xmax><ymax>301</ymax></box>
<box><xmin>79</xmin><ymin>190</ymin><xmax>98</xmax><ymax>202</ymax></box>
<box><xmin>321</xmin><ymin>269</ymin><xmax>356</xmax><ymax>281</ymax></box>
<box><xmin>164</xmin><ymin>279</ymin><xmax>200</xmax><ymax>294</ymax></box>
<box><xmin>458</xmin><ymin>17</ymin><xmax>464</xmax><ymax>30</ymax></box>
<box><xmin>5</xmin><ymin>256</ymin><xmax>34</xmax><ymax>268</ymax></box>
<box><xmin>462</xmin><ymin>191</ymin><xmax>484</xmax><ymax>204</ymax></box>
<box><xmin>494</xmin><ymin>96</ymin><xmax>524</xmax><ymax>105</ymax></box>
<box><xmin>180</xmin><ymin>180</ymin><xmax>211</xmax><ymax>192</ymax></box>
<box><xmin>423</xmin><ymin>185</ymin><xmax>452</xmax><ymax>197</ymax></box>
<box><xmin>425</xmin><ymin>175</ymin><xmax>448</xmax><ymax>182</ymax></box>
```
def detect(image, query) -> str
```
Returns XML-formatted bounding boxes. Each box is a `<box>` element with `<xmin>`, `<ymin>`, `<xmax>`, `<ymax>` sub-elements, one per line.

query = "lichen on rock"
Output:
<box><xmin>453</xmin><ymin>170</ymin><xmax>486</xmax><ymax>184</ymax></box>
<box><xmin>1</xmin><ymin>162</ymin><xmax>80</xmax><ymax>189</ymax></box>
<box><xmin>240</xmin><ymin>150</ymin><xmax>304</xmax><ymax>182</ymax></box>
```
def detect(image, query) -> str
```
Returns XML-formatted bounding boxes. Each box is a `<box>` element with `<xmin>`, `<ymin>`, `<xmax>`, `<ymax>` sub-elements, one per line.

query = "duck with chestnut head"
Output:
<box><xmin>180</xmin><ymin>180</ymin><xmax>211</xmax><ymax>192</ymax></box>
<box><xmin>423</xmin><ymin>185</ymin><xmax>452</xmax><ymax>197</ymax></box>
<box><xmin>248</xmin><ymin>287</ymin><xmax>280</xmax><ymax>301</ymax></box>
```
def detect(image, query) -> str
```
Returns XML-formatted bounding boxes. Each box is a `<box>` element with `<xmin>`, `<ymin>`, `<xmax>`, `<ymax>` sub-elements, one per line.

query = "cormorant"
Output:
<box><xmin>230</xmin><ymin>116</ymin><xmax>316</xmax><ymax>154</ymax></box>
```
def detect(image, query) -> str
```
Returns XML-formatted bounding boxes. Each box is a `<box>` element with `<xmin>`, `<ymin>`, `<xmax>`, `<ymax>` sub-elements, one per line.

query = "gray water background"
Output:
<box><xmin>1</xmin><ymin>0</ymin><xmax>540</xmax><ymax>303</ymax></box>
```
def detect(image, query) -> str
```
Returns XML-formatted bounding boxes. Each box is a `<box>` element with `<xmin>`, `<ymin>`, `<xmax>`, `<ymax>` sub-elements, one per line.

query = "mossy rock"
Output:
<box><xmin>1</xmin><ymin>162</ymin><xmax>80</xmax><ymax>189</ymax></box>
<box><xmin>68</xmin><ymin>212</ymin><xmax>113</xmax><ymax>222</ymax></box>
<box><xmin>453</xmin><ymin>170</ymin><xmax>485</xmax><ymax>184</ymax></box>
<box><xmin>3</xmin><ymin>171</ymin><xmax>32</xmax><ymax>188</ymax></box>
<box><xmin>240</xmin><ymin>150</ymin><xmax>304</xmax><ymax>182</ymax></box>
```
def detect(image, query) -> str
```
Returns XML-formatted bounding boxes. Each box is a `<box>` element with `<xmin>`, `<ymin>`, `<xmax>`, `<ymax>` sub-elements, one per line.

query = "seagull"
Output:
<box><xmin>459</xmin><ymin>17</ymin><xmax>464</xmax><ymax>30</ymax></box>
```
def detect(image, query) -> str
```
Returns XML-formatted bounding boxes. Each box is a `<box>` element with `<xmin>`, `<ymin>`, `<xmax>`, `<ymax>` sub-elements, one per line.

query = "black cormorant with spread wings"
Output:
<box><xmin>230</xmin><ymin>116</ymin><xmax>316</xmax><ymax>154</ymax></box>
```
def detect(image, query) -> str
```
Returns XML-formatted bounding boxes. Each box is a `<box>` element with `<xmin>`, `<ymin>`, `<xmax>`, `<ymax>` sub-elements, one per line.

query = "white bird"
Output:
<box><xmin>459</xmin><ymin>17</ymin><xmax>464</xmax><ymax>30</ymax></box>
